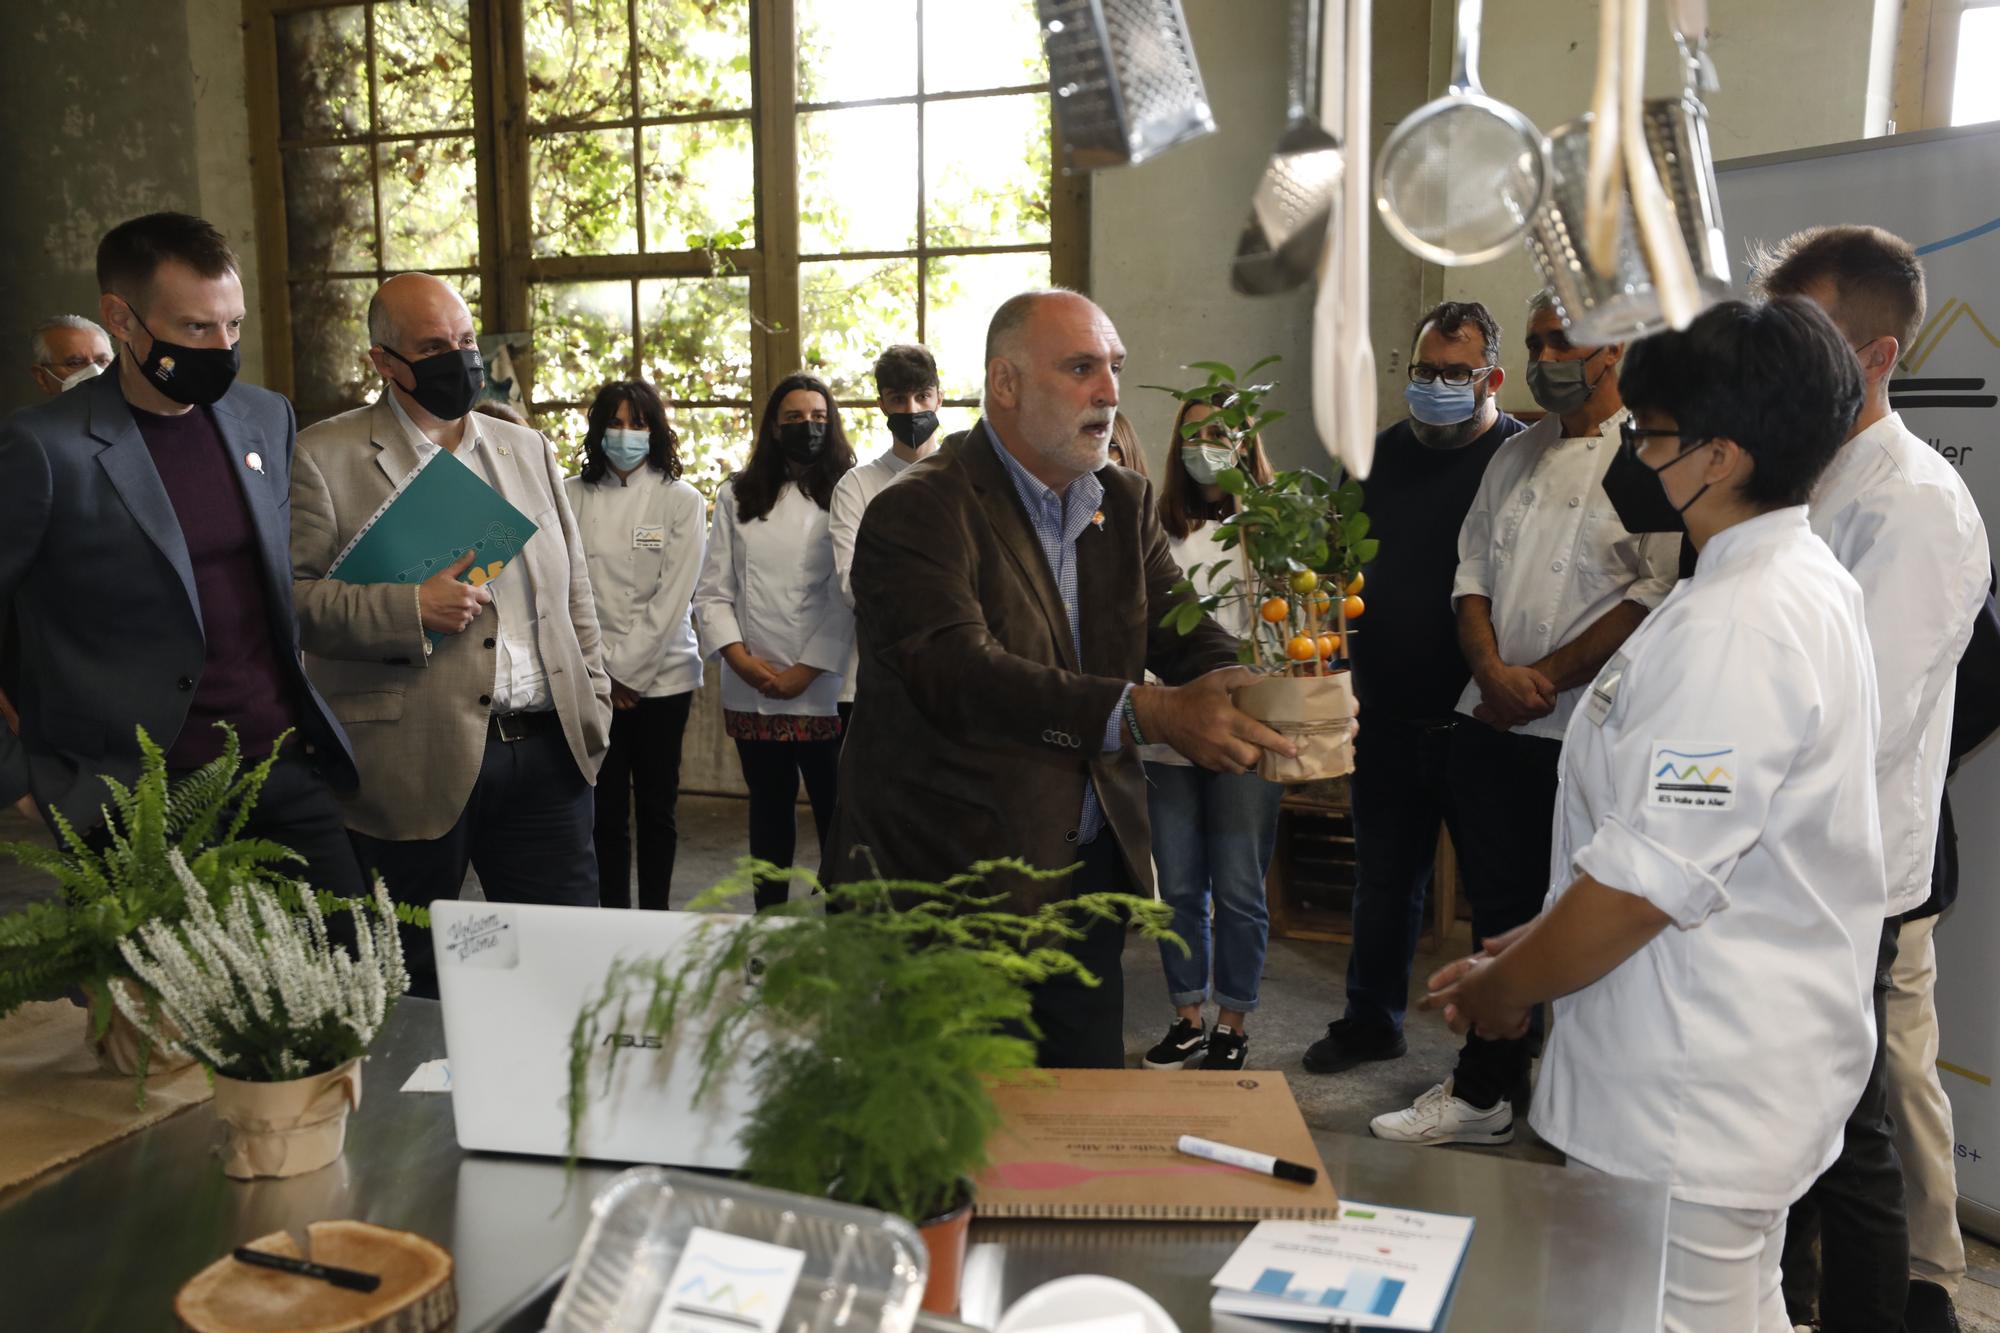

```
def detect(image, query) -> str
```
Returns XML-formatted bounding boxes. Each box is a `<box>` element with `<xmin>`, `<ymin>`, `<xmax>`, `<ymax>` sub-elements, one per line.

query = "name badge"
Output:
<box><xmin>632</xmin><ymin>525</ymin><xmax>665</xmax><ymax>550</ymax></box>
<box><xmin>1584</xmin><ymin>652</ymin><xmax>1626</xmax><ymax>727</ymax></box>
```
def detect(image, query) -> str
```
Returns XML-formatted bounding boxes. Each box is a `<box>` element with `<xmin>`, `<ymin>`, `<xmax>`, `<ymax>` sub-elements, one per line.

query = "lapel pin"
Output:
<box><xmin>1091</xmin><ymin>510</ymin><xmax>1105</xmax><ymax>530</ymax></box>
<box><xmin>497</xmin><ymin>445</ymin><xmax>511</xmax><ymax>457</ymax></box>
<box><xmin>245</xmin><ymin>451</ymin><xmax>264</xmax><ymax>474</ymax></box>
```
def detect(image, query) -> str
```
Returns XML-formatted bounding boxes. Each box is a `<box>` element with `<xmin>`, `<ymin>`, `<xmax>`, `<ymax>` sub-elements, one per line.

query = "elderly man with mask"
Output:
<box><xmin>1303</xmin><ymin>300</ymin><xmax>1525</xmax><ymax>1076</ymax></box>
<box><xmin>827</xmin><ymin>288</ymin><xmax>1298</xmax><ymax>1069</ymax></box>
<box><xmin>290</xmin><ymin>273</ymin><xmax>612</xmax><ymax>998</ymax></box>
<box><xmin>1368</xmin><ymin>289</ymin><xmax>1679</xmax><ymax>1147</ymax></box>
<box><xmin>28</xmin><ymin>315</ymin><xmax>114</xmax><ymax>396</ymax></box>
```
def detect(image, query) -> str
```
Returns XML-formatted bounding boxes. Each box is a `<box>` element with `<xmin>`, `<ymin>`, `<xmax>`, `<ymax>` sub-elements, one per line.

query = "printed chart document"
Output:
<box><xmin>1210</xmin><ymin>1206</ymin><xmax>1473</xmax><ymax>1331</ymax></box>
<box><xmin>326</xmin><ymin>444</ymin><xmax>538</xmax><ymax>648</ymax></box>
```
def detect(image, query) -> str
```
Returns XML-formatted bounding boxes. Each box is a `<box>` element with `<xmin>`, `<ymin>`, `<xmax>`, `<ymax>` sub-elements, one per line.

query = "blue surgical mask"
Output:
<box><xmin>1182</xmin><ymin>444</ymin><xmax>1236</xmax><ymax>485</ymax></box>
<box><xmin>1403</xmin><ymin>378</ymin><xmax>1478</xmax><ymax>426</ymax></box>
<box><xmin>602</xmin><ymin>427</ymin><xmax>651</xmax><ymax>470</ymax></box>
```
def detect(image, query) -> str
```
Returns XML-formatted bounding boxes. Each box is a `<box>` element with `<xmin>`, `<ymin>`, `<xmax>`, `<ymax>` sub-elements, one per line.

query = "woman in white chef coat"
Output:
<box><xmin>564</xmin><ymin>380</ymin><xmax>705</xmax><ymax>911</ymax></box>
<box><xmin>1422</xmin><ymin>298</ymin><xmax>1885</xmax><ymax>1332</ymax></box>
<box><xmin>692</xmin><ymin>372</ymin><xmax>856</xmax><ymax>907</ymax></box>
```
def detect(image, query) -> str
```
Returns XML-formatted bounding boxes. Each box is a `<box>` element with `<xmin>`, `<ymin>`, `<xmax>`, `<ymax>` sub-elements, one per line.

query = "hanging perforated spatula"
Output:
<box><xmin>1233</xmin><ymin>0</ymin><xmax>1343</xmax><ymax>295</ymax></box>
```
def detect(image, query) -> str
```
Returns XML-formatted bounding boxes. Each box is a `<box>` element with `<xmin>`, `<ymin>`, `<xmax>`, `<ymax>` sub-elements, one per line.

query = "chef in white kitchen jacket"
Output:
<box><xmin>564</xmin><ymin>380</ymin><xmax>705</xmax><ymax>911</ymax></box>
<box><xmin>1424</xmin><ymin>299</ymin><xmax>1885</xmax><ymax>1333</ymax></box>
<box><xmin>693</xmin><ymin>372</ymin><xmax>856</xmax><ymax>908</ymax></box>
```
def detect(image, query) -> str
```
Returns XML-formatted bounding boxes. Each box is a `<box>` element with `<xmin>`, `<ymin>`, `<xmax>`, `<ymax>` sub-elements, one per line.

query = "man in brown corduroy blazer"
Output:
<box><xmin>829</xmin><ymin>289</ymin><xmax>1295</xmax><ymax>1068</ymax></box>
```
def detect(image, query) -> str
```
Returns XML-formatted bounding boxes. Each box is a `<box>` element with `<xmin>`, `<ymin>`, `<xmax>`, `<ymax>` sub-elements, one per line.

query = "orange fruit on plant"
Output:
<box><xmin>1260</xmin><ymin>596</ymin><xmax>1290</xmax><ymax>623</ymax></box>
<box><xmin>1289</xmin><ymin>569</ymin><xmax>1319</xmax><ymax>594</ymax></box>
<box><xmin>1317</xmin><ymin>633</ymin><xmax>1341</xmax><ymax>658</ymax></box>
<box><xmin>1345</xmin><ymin>571</ymin><xmax>1365</xmax><ymax>595</ymax></box>
<box><xmin>1307</xmin><ymin>591</ymin><xmax>1332</xmax><ymax>617</ymax></box>
<box><xmin>1285</xmin><ymin>634</ymin><xmax>1317</xmax><ymax>662</ymax></box>
<box><xmin>1342</xmin><ymin>594</ymin><xmax>1366</xmax><ymax>620</ymax></box>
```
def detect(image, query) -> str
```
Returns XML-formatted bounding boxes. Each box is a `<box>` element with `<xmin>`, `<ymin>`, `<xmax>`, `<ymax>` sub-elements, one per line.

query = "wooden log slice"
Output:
<box><xmin>175</xmin><ymin>1220</ymin><xmax>456</xmax><ymax>1333</ymax></box>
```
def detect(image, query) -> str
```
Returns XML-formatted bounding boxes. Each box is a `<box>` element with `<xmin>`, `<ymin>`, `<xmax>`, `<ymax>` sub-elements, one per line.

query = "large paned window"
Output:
<box><xmin>246</xmin><ymin>0</ymin><xmax>1084</xmax><ymax>490</ymax></box>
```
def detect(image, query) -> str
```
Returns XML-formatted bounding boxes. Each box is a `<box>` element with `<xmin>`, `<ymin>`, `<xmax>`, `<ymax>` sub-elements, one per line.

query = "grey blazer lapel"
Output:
<box><xmin>963</xmin><ymin>421</ymin><xmax>1079</xmax><ymax>673</ymax></box>
<box><xmin>369</xmin><ymin>393</ymin><xmax>425</xmax><ymax>489</ymax></box>
<box><xmin>208</xmin><ymin>396</ymin><xmax>291</xmax><ymax>616</ymax></box>
<box><xmin>87</xmin><ymin>380</ymin><xmax>200</xmax><ymax>622</ymax></box>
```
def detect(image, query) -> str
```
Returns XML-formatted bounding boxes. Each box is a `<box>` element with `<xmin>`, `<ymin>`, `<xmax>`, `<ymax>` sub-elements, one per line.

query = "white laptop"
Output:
<box><xmin>432</xmin><ymin>900</ymin><xmax>762</xmax><ymax>1168</ymax></box>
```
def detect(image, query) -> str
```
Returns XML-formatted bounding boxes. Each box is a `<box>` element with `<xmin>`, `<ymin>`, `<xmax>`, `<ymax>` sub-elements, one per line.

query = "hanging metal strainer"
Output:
<box><xmin>1374</xmin><ymin>0</ymin><xmax>1550</xmax><ymax>266</ymax></box>
<box><xmin>1037</xmin><ymin>0</ymin><xmax>1215</xmax><ymax>172</ymax></box>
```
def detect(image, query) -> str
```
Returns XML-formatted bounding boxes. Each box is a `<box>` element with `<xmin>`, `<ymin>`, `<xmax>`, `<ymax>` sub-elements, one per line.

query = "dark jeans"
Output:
<box><xmin>224</xmin><ymin>750</ymin><xmax>367</xmax><ymax>900</ymax></box>
<box><xmin>1444</xmin><ymin>719</ymin><xmax>1562</xmax><ymax>1109</ymax></box>
<box><xmin>1344</xmin><ymin>715</ymin><xmax>1461</xmax><ymax>1033</ymax></box>
<box><xmin>1783</xmin><ymin>916</ymin><xmax>1909</xmax><ymax>1332</ymax></box>
<box><xmin>1016</xmin><ymin>833</ymin><xmax>1131</xmax><ymax>1070</ymax></box>
<box><xmin>593</xmin><ymin>692</ymin><xmax>692</xmax><ymax>911</ymax></box>
<box><xmin>734</xmin><ymin>736</ymin><xmax>840</xmax><ymax>909</ymax></box>
<box><xmin>351</xmin><ymin>717</ymin><xmax>598</xmax><ymax>1000</ymax></box>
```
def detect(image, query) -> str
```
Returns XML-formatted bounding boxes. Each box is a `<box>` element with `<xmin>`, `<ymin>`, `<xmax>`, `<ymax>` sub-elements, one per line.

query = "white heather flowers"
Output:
<box><xmin>113</xmin><ymin>853</ymin><xmax>409</xmax><ymax>1083</ymax></box>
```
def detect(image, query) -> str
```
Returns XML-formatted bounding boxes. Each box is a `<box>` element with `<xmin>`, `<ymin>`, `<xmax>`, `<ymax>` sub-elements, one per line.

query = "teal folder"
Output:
<box><xmin>326</xmin><ymin>444</ymin><xmax>539</xmax><ymax>646</ymax></box>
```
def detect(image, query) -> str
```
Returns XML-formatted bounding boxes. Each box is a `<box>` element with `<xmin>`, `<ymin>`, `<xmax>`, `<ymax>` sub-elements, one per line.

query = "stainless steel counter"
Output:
<box><xmin>0</xmin><ymin>1001</ymin><xmax>1666</xmax><ymax>1331</ymax></box>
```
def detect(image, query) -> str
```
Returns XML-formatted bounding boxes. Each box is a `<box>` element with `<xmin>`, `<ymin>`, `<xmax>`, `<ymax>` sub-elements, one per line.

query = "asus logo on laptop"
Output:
<box><xmin>601</xmin><ymin>1033</ymin><xmax>664</xmax><ymax>1050</ymax></box>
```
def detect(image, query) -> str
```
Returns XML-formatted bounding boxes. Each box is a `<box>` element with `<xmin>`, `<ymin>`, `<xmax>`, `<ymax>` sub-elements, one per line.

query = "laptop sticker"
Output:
<box><xmin>441</xmin><ymin>906</ymin><xmax>520</xmax><ymax>969</ymax></box>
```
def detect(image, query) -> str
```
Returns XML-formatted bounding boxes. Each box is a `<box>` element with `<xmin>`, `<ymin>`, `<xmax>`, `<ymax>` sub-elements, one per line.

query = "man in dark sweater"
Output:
<box><xmin>0</xmin><ymin>213</ymin><xmax>360</xmax><ymax>896</ymax></box>
<box><xmin>1303</xmin><ymin>300</ymin><xmax>1524</xmax><ymax>1074</ymax></box>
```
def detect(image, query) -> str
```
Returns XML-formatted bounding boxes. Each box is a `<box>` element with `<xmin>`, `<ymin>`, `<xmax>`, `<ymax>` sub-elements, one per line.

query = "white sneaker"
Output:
<box><xmin>1369</xmin><ymin>1080</ymin><xmax>1514</xmax><ymax>1147</ymax></box>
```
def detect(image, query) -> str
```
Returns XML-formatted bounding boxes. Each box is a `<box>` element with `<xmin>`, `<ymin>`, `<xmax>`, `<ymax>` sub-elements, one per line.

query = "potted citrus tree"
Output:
<box><xmin>1151</xmin><ymin>360</ymin><xmax>1376</xmax><ymax>782</ymax></box>
<box><xmin>567</xmin><ymin>859</ymin><xmax>1176</xmax><ymax>1315</ymax></box>
<box><xmin>112</xmin><ymin>855</ymin><xmax>408</xmax><ymax>1179</ymax></box>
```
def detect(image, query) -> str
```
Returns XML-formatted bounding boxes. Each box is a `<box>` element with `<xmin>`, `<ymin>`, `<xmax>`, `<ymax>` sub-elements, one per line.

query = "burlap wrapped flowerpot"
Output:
<box><xmin>94</xmin><ymin>978</ymin><xmax>198</xmax><ymax>1078</ymax></box>
<box><xmin>1234</xmin><ymin>670</ymin><xmax>1356</xmax><ymax>783</ymax></box>
<box><xmin>211</xmin><ymin>1059</ymin><xmax>363</xmax><ymax>1180</ymax></box>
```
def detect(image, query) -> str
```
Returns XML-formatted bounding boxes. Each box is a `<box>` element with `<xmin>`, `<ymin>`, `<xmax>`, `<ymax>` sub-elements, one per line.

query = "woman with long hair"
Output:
<box><xmin>564</xmin><ymin>380</ymin><xmax>704</xmax><ymax>910</ymax></box>
<box><xmin>1139</xmin><ymin>392</ymin><xmax>1284</xmax><ymax>1073</ymax></box>
<box><xmin>692</xmin><ymin>372</ymin><xmax>857</xmax><ymax>907</ymax></box>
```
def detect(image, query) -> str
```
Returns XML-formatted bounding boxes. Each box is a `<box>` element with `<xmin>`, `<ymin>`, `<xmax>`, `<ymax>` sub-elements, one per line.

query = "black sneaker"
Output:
<box><xmin>1906</xmin><ymin>1279</ymin><xmax>1962</xmax><ymax>1333</ymax></box>
<box><xmin>1302</xmin><ymin>1018</ymin><xmax>1408</xmax><ymax>1074</ymax></box>
<box><xmin>1200</xmin><ymin>1025</ymin><xmax>1249</xmax><ymax>1071</ymax></box>
<box><xmin>1142</xmin><ymin>1017</ymin><xmax>1208</xmax><ymax>1069</ymax></box>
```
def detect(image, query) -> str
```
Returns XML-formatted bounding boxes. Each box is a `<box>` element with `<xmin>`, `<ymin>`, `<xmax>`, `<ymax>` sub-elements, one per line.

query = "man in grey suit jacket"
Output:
<box><xmin>0</xmin><ymin>213</ymin><xmax>362</xmax><ymax>897</ymax></box>
<box><xmin>291</xmin><ymin>273</ymin><xmax>611</xmax><ymax>996</ymax></box>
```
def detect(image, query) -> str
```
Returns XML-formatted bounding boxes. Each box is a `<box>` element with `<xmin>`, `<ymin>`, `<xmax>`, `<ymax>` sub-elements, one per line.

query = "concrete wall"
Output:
<box><xmin>0</xmin><ymin>0</ymin><xmax>262</xmax><ymax>418</ymax></box>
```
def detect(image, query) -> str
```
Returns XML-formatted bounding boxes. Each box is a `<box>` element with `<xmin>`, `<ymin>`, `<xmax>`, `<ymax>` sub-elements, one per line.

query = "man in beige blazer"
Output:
<box><xmin>291</xmin><ymin>273</ymin><xmax>611</xmax><ymax>996</ymax></box>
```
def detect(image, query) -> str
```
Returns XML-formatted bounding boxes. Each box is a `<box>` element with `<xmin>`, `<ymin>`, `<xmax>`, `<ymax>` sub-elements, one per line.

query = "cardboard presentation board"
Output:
<box><xmin>976</xmin><ymin>1069</ymin><xmax>1340</xmax><ymax>1220</ymax></box>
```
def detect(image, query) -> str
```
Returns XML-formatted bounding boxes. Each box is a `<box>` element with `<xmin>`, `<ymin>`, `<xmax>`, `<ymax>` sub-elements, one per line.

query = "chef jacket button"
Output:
<box><xmin>1569</xmin><ymin>497</ymin><xmax>1581</xmax><ymax>508</ymax></box>
<box><xmin>1588</xmin><ymin>440</ymin><xmax>1599</xmax><ymax>449</ymax></box>
<box><xmin>1551</xmin><ymin>560</ymin><xmax>1565</xmax><ymax>573</ymax></box>
<box><xmin>1538</xmin><ymin>622</ymin><xmax>1551</xmax><ymax>634</ymax></box>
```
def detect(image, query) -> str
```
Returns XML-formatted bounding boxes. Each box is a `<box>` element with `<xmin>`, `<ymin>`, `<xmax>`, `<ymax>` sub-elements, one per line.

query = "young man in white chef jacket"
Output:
<box><xmin>1756</xmin><ymin>225</ymin><xmax>1991</xmax><ymax>1333</ymax></box>
<box><xmin>1370</xmin><ymin>291</ymin><xmax>1679</xmax><ymax>1148</ymax></box>
<box><xmin>1426</xmin><ymin>296</ymin><xmax>1886</xmax><ymax>1333</ymax></box>
<box><xmin>827</xmin><ymin>344</ymin><xmax>948</xmax><ymax>722</ymax></box>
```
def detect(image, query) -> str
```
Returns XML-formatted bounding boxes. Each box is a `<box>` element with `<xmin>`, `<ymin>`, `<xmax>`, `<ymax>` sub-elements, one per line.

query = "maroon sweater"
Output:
<box><xmin>132</xmin><ymin>406</ymin><xmax>297</xmax><ymax>769</ymax></box>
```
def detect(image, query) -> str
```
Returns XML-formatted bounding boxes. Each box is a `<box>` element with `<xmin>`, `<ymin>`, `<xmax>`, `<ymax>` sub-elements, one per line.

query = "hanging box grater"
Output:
<box><xmin>1037</xmin><ymin>0</ymin><xmax>1216</xmax><ymax>171</ymax></box>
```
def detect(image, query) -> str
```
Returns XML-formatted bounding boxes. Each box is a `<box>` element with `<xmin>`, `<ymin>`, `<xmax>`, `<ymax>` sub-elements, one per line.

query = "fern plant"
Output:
<box><xmin>567</xmin><ymin>859</ymin><xmax>1178</xmax><ymax>1225</ymax></box>
<box><xmin>0</xmin><ymin>724</ymin><xmax>325</xmax><ymax>1049</ymax></box>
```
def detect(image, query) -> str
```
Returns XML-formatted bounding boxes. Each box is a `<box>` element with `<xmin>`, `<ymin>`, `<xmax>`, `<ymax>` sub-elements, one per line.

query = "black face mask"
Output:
<box><xmin>778</xmin><ymin>419</ymin><xmax>827</xmax><ymax>464</ymax></box>
<box><xmin>886</xmin><ymin>409</ymin><xmax>939</xmax><ymax>448</ymax></box>
<box><xmin>384</xmin><ymin>345</ymin><xmax>485</xmax><ymax>421</ymax></box>
<box><xmin>1602</xmin><ymin>436</ymin><xmax>1710</xmax><ymax>533</ymax></box>
<box><xmin>122</xmin><ymin>304</ymin><xmax>240</xmax><ymax>407</ymax></box>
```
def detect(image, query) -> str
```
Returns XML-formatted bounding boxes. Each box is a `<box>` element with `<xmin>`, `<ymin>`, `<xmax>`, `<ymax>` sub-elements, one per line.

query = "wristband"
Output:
<box><xmin>1121</xmin><ymin>691</ymin><xmax>1148</xmax><ymax>747</ymax></box>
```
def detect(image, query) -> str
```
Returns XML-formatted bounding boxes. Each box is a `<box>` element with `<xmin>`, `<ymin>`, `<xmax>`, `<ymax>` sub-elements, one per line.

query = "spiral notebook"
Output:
<box><xmin>326</xmin><ymin>443</ymin><xmax>538</xmax><ymax>647</ymax></box>
<box><xmin>975</xmin><ymin>1069</ymin><xmax>1340</xmax><ymax>1220</ymax></box>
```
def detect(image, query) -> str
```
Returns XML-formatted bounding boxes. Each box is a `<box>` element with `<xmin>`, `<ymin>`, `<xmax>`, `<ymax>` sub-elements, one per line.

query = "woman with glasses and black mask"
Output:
<box><xmin>1422</xmin><ymin>298</ymin><xmax>1883</xmax><ymax>1332</ymax></box>
<box><xmin>692</xmin><ymin>373</ymin><xmax>856</xmax><ymax>907</ymax></box>
<box><xmin>565</xmin><ymin>380</ymin><xmax>704</xmax><ymax>911</ymax></box>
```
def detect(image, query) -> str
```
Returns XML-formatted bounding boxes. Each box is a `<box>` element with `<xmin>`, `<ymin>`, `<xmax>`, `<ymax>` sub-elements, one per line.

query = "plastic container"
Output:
<box><xmin>546</xmin><ymin>1167</ymin><xmax>930</xmax><ymax>1333</ymax></box>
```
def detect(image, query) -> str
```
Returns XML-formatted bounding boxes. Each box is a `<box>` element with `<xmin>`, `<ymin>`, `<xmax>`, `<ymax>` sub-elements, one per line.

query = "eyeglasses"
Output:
<box><xmin>1618</xmin><ymin>421</ymin><xmax>1709</xmax><ymax>456</ymax></box>
<box><xmin>1407</xmin><ymin>363</ymin><xmax>1497</xmax><ymax>387</ymax></box>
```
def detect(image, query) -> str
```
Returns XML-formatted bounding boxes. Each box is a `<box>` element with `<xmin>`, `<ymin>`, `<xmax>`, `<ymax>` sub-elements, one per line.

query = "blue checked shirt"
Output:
<box><xmin>992</xmin><ymin>431</ymin><xmax>1133</xmax><ymax>844</ymax></box>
